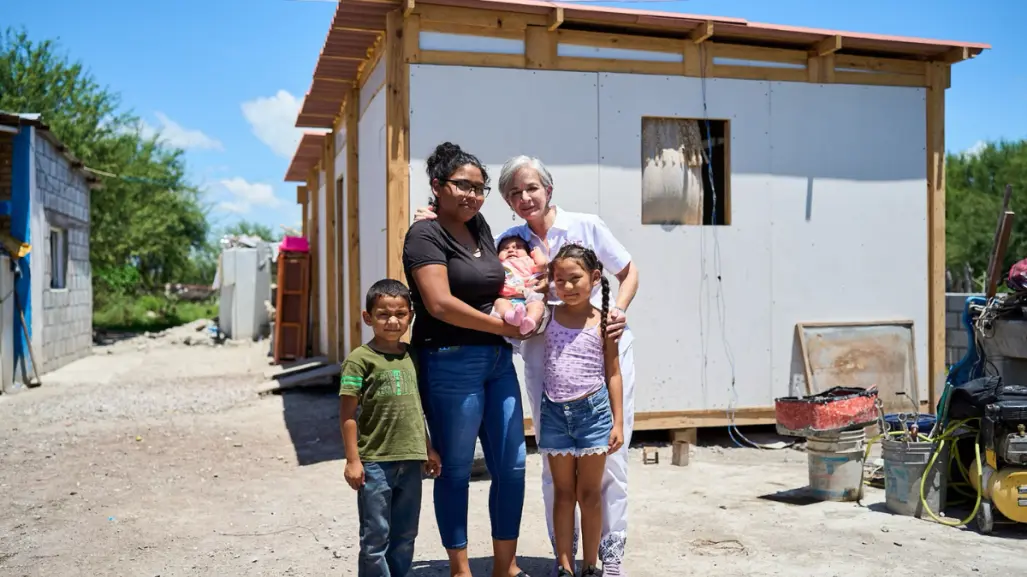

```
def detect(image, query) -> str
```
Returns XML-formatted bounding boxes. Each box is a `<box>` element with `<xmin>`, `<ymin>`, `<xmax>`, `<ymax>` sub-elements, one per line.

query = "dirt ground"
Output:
<box><xmin>1</xmin><ymin>330</ymin><xmax>1024</xmax><ymax>577</ymax></box>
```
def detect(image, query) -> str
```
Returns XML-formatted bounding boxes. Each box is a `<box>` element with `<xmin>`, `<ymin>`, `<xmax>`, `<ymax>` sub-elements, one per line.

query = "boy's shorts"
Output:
<box><xmin>538</xmin><ymin>385</ymin><xmax>613</xmax><ymax>458</ymax></box>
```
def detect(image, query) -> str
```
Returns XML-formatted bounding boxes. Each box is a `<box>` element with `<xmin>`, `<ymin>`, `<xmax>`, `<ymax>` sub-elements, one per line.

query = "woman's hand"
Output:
<box><xmin>413</xmin><ymin>205</ymin><xmax>437</xmax><ymax>223</ymax></box>
<box><xmin>608</xmin><ymin>423</ymin><xmax>624</xmax><ymax>454</ymax></box>
<box><xmin>606</xmin><ymin>306</ymin><xmax>627</xmax><ymax>343</ymax></box>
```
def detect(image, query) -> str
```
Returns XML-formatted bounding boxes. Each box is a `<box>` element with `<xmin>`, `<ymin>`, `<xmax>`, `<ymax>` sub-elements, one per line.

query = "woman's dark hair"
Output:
<box><xmin>549</xmin><ymin>243</ymin><xmax>610</xmax><ymax>348</ymax></box>
<box><xmin>425</xmin><ymin>142</ymin><xmax>490</xmax><ymax>209</ymax></box>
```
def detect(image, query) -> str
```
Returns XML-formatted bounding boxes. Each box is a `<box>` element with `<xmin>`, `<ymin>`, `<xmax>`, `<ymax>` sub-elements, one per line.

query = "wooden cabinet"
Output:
<box><xmin>274</xmin><ymin>250</ymin><xmax>310</xmax><ymax>363</ymax></box>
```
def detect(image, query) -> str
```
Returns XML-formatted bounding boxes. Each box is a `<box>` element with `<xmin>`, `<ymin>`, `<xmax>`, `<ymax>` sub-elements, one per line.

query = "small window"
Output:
<box><xmin>49</xmin><ymin>227</ymin><xmax>68</xmax><ymax>289</ymax></box>
<box><xmin>641</xmin><ymin>116</ymin><xmax>730</xmax><ymax>226</ymax></box>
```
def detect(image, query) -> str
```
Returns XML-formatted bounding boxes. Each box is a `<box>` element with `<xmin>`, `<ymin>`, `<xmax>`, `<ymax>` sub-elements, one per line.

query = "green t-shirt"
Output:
<box><xmin>339</xmin><ymin>344</ymin><xmax>427</xmax><ymax>462</ymax></box>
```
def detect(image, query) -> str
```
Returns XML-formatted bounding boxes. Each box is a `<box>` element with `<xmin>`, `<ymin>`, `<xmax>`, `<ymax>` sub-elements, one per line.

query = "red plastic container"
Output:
<box><xmin>774</xmin><ymin>386</ymin><xmax>879</xmax><ymax>437</ymax></box>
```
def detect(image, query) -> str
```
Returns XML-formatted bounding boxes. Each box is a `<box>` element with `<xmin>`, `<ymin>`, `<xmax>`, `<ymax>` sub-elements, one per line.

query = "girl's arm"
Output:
<box><xmin>411</xmin><ymin>264</ymin><xmax>522</xmax><ymax>339</ymax></box>
<box><xmin>604</xmin><ymin>337</ymin><xmax>624</xmax><ymax>452</ymax></box>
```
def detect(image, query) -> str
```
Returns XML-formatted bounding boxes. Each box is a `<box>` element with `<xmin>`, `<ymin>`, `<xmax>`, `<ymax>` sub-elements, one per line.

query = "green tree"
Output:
<box><xmin>222</xmin><ymin>219</ymin><xmax>280</xmax><ymax>242</ymax></box>
<box><xmin>946</xmin><ymin>139</ymin><xmax>1027</xmax><ymax>291</ymax></box>
<box><xmin>0</xmin><ymin>27</ymin><xmax>210</xmax><ymax>295</ymax></box>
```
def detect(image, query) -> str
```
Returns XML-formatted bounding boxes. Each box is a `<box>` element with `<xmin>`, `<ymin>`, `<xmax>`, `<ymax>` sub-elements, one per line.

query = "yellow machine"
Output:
<box><xmin>967</xmin><ymin>416</ymin><xmax>1027</xmax><ymax>532</ymax></box>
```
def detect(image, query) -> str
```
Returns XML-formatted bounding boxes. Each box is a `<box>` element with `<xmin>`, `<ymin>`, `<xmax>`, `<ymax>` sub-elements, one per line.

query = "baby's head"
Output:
<box><xmin>497</xmin><ymin>235</ymin><xmax>530</xmax><ymax>261</ymax></box>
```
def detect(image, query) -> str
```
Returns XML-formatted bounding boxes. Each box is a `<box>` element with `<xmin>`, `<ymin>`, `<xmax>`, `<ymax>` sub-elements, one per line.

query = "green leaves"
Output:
<box><xmin>946</xmin><ymin>139</ymin><xmax>1027</xmax><ymax>290</ymax></box>
<box><xmin>0</xmin><ymin>26</ymin><xmax>211</xmax><ymax>294</ymax></box>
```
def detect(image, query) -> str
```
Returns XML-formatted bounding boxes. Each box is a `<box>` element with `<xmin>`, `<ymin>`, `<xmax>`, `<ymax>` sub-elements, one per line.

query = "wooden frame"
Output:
<box><xmin>290</xmin><ymin>0</ymin><xmax>981</xmax><ymax>428</ymax></box>
<box><xmin>795</xmin><ymin>320</ymin><xmax>921</xmax><ymax>411</ymax></box>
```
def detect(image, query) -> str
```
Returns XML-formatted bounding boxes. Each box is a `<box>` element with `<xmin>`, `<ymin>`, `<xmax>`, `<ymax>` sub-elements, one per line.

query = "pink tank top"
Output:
<box><xmin>543</xmin><ymin>313</ymin><xmax>606</xmax><ymax>403</ymax></box>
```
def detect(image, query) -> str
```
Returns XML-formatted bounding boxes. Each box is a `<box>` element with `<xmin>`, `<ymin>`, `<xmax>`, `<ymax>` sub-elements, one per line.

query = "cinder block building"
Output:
<box><xmin>0</xmin><ymin>112</ymin><xmax>97</xmax><ymax>389</ymax></box>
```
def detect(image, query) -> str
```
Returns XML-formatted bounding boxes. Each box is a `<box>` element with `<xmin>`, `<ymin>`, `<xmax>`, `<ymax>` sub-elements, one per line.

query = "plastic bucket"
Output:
<box><xmin>807</xmin><ymin>429</ymin><xmax>866</xmax><ymax>502</ymax></box>
<box><xmin>881</xmin><ymin>438</ymin><xmax>950</xmax><ymax>519</ymax></box>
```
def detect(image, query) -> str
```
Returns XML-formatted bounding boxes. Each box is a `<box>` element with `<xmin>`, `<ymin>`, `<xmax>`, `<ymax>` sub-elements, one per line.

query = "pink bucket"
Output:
<box><xmin>279</xmin><ymin>235</ymin><xmax>310</xmax><ymax>253</ymax></box>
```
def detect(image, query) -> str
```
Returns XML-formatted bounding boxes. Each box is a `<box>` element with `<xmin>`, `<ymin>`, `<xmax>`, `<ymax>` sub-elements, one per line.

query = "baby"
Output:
<box><xmin>493</xmin><ymin>234</ymin><xmax>548</xmax><ymax>335</ymax></box>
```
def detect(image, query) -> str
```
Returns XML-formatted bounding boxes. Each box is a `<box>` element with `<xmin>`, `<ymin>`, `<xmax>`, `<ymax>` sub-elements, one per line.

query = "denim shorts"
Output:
<box><xmin>538</xmin><ymin>385</ymin><xmax>613</xmax><ymax>457</ymax></box>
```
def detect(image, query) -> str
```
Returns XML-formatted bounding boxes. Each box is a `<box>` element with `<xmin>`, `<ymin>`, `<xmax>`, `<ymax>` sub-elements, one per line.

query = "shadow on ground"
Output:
<box><xmin>412</xmin><ymin>556</ymin><xmax>553</xmax><ymax>576</ymax></box>
<box><xmin>280</xmin><ymin>385</ymin><xmax>345</xmax><ymax>466</ymax></box>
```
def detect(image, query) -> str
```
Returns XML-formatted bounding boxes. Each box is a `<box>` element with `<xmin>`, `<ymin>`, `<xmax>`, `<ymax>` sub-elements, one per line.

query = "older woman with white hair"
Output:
<box><xmin>415</xmin><ymin>154</ymin><xmax>640</xmax><ymax>576</ymax></box>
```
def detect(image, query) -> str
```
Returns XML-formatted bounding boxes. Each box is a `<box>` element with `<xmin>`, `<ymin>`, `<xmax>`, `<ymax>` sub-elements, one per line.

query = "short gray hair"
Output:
<box><xmin>498</xmin><ymin>155</ymin><xmax>555</xmax><ymax>195</ymax></box>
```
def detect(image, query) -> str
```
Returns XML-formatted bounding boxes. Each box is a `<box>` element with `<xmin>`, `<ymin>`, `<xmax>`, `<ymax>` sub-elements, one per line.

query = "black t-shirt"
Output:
<box><xmin>402</xmin><ymin>214</ymin><xmax>507</xmax><ymax>348</ymax></box>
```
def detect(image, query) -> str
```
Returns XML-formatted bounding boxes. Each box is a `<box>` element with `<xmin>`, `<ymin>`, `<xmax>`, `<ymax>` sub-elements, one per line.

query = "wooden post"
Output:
<box><xmin>925</xmin><ymin>62</ymin><xmax>948</xmax><ymax>412</ymax></box>
<box><xmin>385</xmin><ymin>9</ymin><xmax>411</xmax><ymax>283</ymax></box>
<box><xmin>324</xmin><ymin>133</ymin><xmax>339</xmax><ymax>363</ymax></box>
<box><xmin>307</xmin><ymin>166</ymin><xmax>321</xmax><ymax>356</ymax></box>
<box><xmin>298</xmin><ymin>185</ymin><xmax>308</xmax><ymax>238</ymax></box>
<box><xmin>346</xmin><ymin>87</ymin><xmax>362</xmax><ymax>352</ymax></box>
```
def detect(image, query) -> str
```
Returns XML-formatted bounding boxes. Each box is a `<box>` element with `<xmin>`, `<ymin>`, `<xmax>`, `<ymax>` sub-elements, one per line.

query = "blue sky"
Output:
<box><xmin>8</xmin><ymin>0</ymin><xmax>1022</xmax><ymax>233</ymax></box>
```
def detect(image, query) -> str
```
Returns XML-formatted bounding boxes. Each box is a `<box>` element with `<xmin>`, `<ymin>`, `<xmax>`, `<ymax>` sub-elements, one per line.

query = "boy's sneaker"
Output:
<box><xmin>557</xmin><ymin>568</ymin><xmax>574</xmax><ymax>577</ymax></box>
<box><xmin>580</xmin><ymin>566</ymin><xmax>601</xmax><ymax>577</ymax></box>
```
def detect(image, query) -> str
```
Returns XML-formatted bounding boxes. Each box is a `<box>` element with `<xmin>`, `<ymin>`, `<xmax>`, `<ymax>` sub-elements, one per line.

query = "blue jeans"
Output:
<box><xmin>357</xmin><ymin>460</ymin><xmax>423</xmax><ymax>577</ymax></box>
<box><xmin>417</xmin><ymin>344</ymin><xmax>527</xmax><ymax>549</ymax></box>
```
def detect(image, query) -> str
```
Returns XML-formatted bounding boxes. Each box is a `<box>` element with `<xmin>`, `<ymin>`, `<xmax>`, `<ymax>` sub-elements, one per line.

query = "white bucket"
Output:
<box><xmin>807</xmin><ymin>429</ymin><xmax>866</xmax><ymax>502</ymax></box>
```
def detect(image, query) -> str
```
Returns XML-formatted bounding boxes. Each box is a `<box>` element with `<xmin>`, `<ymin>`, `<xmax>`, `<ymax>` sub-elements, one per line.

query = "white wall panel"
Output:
<box><xmin>598</xmin><ymin>74</ymin><xmax>773</xmax><ymax>411</ymax></box>
<box><xmin>405</xmin><ymin>63</ymin><xmax>929</xmax><ymax>415</ymax></box>
<box><xmin>360</xmin><ymin>61</ymin><xmax>385</xmax><ymax>118</ymax></box>
<box><xmin>358</xmin><ymin>91</ymin><xmax>387</xmax><ymax>343</ymax></box>
<box><xmin>767</xmin><ymin>82</ymin><xmax>929</xmax><ymax>403</ymax></box>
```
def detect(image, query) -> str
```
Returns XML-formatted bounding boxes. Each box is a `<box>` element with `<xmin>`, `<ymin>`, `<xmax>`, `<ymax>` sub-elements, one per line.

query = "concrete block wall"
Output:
<box><xmin>34</xmin><ymin>134</ymin><xmax>92</xmax><ymax>374</ymax></box>
<box><xmin>946</xmin><ymin>292</ymin><xmax>981</xmax><ymax>367</ymax></box>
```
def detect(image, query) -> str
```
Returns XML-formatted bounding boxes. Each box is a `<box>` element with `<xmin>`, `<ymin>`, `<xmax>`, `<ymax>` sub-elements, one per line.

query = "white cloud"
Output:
<box><xmin>241</xmin><ymin>90</ymin><xmax>315</xmax><ymax>158</ymax></box>
<box><xmin>216</xmin><ymin>177</ymin><xmax>282</xmax><ymax>214</ymax></box>
<box><xmin>139</xmin><ymin>112</ymin><xmax>223</xmax><ymax>151</ymax></box>
<box><xmin>962</xmin><ymin>140</ymin><xmax>987</xmax><ymax>158</ymax></box>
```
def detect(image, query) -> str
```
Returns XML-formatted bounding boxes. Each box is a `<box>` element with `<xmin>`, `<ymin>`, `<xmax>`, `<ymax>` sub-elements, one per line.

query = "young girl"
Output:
<box><xmin>538</xmin><ymin>243</ymin><xmax>625</xmax><ymax>577</ymax></box>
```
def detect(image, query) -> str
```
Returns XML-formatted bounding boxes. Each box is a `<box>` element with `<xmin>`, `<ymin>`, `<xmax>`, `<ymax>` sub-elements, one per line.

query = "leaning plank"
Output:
<box><xmin>262</xmin><ymin>356</ymin><xmax>330</xmax><ymax>380</ymax></box>
<box><xmin>257</xmin><ymin>364</ymin><xmax>341</xmax><ymax>396</ymax></box>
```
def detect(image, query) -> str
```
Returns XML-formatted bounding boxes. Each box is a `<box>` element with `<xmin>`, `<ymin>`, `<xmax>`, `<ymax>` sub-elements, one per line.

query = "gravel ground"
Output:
<box><xmin>1</xmin><ymin>335</ymin><xmax>1025</xmax><ymax>576</ymax></box>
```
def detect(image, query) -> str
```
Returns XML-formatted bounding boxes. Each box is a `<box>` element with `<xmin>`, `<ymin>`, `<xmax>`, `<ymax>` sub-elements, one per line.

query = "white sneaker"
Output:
<box><xmin>602</xmin><ymin>562</ymin><xmax>623</xmax><ymax>577</ymax></box>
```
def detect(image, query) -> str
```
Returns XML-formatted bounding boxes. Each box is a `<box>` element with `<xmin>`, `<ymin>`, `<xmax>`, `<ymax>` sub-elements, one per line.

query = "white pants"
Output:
<box><xmin>519</xmin><ymin>328</ymin><xmax>636</xmax><ymax>566</ymax></box>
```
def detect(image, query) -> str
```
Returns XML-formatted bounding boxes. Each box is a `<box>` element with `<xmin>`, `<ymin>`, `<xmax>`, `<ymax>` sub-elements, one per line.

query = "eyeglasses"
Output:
<box><xmin>445</xmin><ymin>179</ymin><xmax>490</xmax><ymax>198</ymax></box>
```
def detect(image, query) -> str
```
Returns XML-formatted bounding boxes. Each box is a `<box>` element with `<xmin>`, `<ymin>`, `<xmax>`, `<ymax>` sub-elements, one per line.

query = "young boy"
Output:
<box><xmin>339</xmin><ymin>278</ymin><xmax>440</xmax><ymax>577</ymax></box>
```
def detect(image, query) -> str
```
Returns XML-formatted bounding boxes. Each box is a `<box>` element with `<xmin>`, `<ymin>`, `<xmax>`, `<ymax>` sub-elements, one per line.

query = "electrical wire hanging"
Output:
<box><xmin>695</xmin><ymin>43</ymin><xmax>792</xmax><ymax>450</ymax></box>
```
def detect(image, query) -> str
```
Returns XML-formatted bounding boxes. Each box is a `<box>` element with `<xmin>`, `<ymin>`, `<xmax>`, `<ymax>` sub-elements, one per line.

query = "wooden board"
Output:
<box><xmin>796</xmin><ymin>320</ymin><xmax>918</xmax><ymax>415</ymax></box>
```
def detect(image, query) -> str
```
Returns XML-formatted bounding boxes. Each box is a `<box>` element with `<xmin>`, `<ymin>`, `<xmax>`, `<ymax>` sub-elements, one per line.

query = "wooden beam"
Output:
<box><xmin>322</xmin><ymin>55</ymin><xmax>365</xmax><ymax>62</ymax></box>
<box><xmin>925</xmin><ymin>61</ymin><xmax>948</xmax><ymax>413</ymax></box>
<box><xmin>313</xmin><ymin>77</ymin><xmax>355</xmax><ymax>85</ymax></box>
<box><xmin>385</xmin><ymin>9</ymin><xmax>410</xmax><ymax>285</ymax></box>
<box><xmin>402</xmin><ymin>0</ymin><xmax>415</xmax><ymax>17</ymax></box>
<box><xmin>299</xmin><ymin>186</ymin><xmax>308</xmax><ymax>238</ymax></box>
<box><xmin>941</xmin><ymin>46</ymin><xmax>973</xmax><ymax>64</ymax></box>
<box><xmin>548</xmin><ymin>6</ymin><xmax>564</xmax><ymax>31</ymax></box>
<box><xmin>404</xmin><ymin>13</ymin><xmax>421</xmax><ymax>64</ymax></box>
<box><xmin>324</xmin><ymin>133</ymin><xmax>339</xmax><ymax>363</ymax></box>
<box><xmin>345</xmin><ymin>86</ymin><xmax>362</xmax><ymax>353</ymax></box>
<box><xmin>689</xmin><ymin>21</ymin><xmax>714</xmax><ymax>44</ymax></box>
<box><xmin>332</xmin><ymin>25</ymin><xmax>386</xmax><ymax>34</ymax></box>
<box><xmin>525</xmin><ymin>25</ymin><xmax>556</xmax><ymax>69</ymax></box>
<box><xmin>812</xmin><ymin>34</ymin><xmax>842</xmax><ymax>56</ymax></box>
